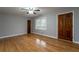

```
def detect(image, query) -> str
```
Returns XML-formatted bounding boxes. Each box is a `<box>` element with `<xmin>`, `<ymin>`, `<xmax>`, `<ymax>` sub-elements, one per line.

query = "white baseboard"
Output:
<box><xmin>0</xmin><ymin>33</ymin><xmax>27</xmax><ymax>39</ymax></box>
<box><xmin>73</xmin><ymin>41</ymin><xmax>79</xmax><ymax>44</ymax></box>
<box><xmin>32</xmin><ymin>32</ymin><xmax>58</xmax><ymax>39</ymax></box>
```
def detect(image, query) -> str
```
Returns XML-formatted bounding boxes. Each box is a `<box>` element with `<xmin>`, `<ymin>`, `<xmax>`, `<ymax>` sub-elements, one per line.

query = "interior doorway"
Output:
<box><xmin>27</xmin><ymin>20</ymin><xmax>31</xmax><ymax>34</ymax></box>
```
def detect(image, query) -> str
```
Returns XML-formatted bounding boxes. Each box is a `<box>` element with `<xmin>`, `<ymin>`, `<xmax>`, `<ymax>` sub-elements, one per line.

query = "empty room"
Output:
<box><xmin>0</xmin><ymin>7</ymin><xmax>79</xmax><ymax>52</ymax></box>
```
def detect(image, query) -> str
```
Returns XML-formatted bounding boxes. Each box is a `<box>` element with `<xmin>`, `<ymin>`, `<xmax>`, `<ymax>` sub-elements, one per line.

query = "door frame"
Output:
<box><xmin>56</xmin><ymin>11</ymin><xmax>74</xmax><ymax>42</ymax></box>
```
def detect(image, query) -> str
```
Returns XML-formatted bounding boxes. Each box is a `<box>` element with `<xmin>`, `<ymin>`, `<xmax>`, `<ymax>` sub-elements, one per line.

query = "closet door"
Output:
<box><xmin>58</xmin><ymin>12</ymin><xmax>73</xmax><ymax>41</ymax></box>
<box><xmin>58</xmin><ymin>14</ymin><xmax>65</xmax><ymax>39</ymax></box>
<box><xmin>65</xmin><ymin>13</ymin><xmax>73</xmax><ymax>41</ymax></box>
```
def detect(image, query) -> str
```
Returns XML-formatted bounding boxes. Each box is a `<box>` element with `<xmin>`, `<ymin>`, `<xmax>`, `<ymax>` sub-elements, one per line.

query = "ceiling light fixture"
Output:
<box><xmin>24</xmin><ymin>7</ymin><xmax>35</xmax><ymax>14</ymax></box>
<box><xmin>28</xmin><ymin>11</ymin><xmax>34</xmax><ymax>14</ymax></box>
<box><xmin>21</xmin><ymin>7</ymin><xmax>40</xmax><ymax>14</ymax></box>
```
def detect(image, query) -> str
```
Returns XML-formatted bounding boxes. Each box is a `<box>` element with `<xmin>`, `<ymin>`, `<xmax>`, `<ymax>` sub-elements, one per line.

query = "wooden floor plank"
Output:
<box><xmin>0</xmin><ymin>33</ymin><xmax>79</xmax><ymax>52</ymax></box>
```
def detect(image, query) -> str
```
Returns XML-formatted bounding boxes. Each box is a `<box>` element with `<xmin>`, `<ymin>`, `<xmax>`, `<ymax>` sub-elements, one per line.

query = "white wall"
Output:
<box><xmin>32</xmin><ymin>7</ymin><xmax>79</xmax><ymax>44</ymax></box>
<box><xmin>32</xmin><ymin>12</ymin><xmax>57</xmax><ymax>38</ymax></box>
<box><xmin>0</xmin><ymin>14</ymin><xmax>28</xmax><ymax>38</ymax></box>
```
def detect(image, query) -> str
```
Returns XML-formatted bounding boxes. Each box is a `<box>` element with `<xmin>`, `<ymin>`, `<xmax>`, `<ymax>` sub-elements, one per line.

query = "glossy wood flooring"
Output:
<box><xmin>0</xmin><ymin>33</ymin><xmax>79</xmax><ymax>52</ymax></box>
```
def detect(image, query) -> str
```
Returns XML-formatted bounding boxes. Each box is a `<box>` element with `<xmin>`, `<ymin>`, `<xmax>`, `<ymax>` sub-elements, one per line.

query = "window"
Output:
<box><xmin>35</xmin><ymin>18</ymin><xmax>47</xmax><ymax>30</ymax></box>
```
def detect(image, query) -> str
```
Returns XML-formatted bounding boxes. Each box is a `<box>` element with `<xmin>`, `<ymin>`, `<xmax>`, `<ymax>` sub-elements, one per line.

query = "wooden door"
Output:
<box><xmin>65</xmin><ymin>13</ymin><xmax>73</xmax><ymax>41</ymax></box>
<box><xmin>58</xmin><ymin>14</ymin><xmax>65</xmax><ymax>39</ymax></box>
<box><xmin>27</xmin><ymin>20</ymin><xmax>31</xmax><ymax>34</ymax></box>
<box><xmin>58</xmin><ymin>12</ymin><xmax>73</xmax><ymax>41</ymax></box>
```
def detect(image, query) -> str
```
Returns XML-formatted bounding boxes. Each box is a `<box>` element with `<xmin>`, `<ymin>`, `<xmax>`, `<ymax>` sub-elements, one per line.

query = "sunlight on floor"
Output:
<box><xmin>36</xmin><ymin>39</ymin><xmax>46</xmax><ymax>47</ymax></box>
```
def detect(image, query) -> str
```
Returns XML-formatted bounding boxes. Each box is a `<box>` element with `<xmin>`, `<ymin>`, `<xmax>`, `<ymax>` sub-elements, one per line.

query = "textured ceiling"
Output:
<box><xmin>0</xmin><ymin>7</ymin><xmax>59</xmax><ymax>18</ymax></box>
<box><xmin>0</xmin><ymin>7</ymin><xmax>76</xmax><ymax>18</ymax></box>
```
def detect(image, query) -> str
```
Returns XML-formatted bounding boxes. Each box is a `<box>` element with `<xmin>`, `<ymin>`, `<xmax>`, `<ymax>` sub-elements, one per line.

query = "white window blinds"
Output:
<box><xmin>35</xmin><ymin>18</ymin><xmax>47</xmax><ymax>30</ymax></box>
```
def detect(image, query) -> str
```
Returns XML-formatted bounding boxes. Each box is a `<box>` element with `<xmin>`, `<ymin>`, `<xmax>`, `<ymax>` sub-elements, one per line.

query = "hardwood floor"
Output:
<box><xmin>0</xmin><ymin>33</ymin><xmax>79</xmax><ymax>52</ymax></box>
